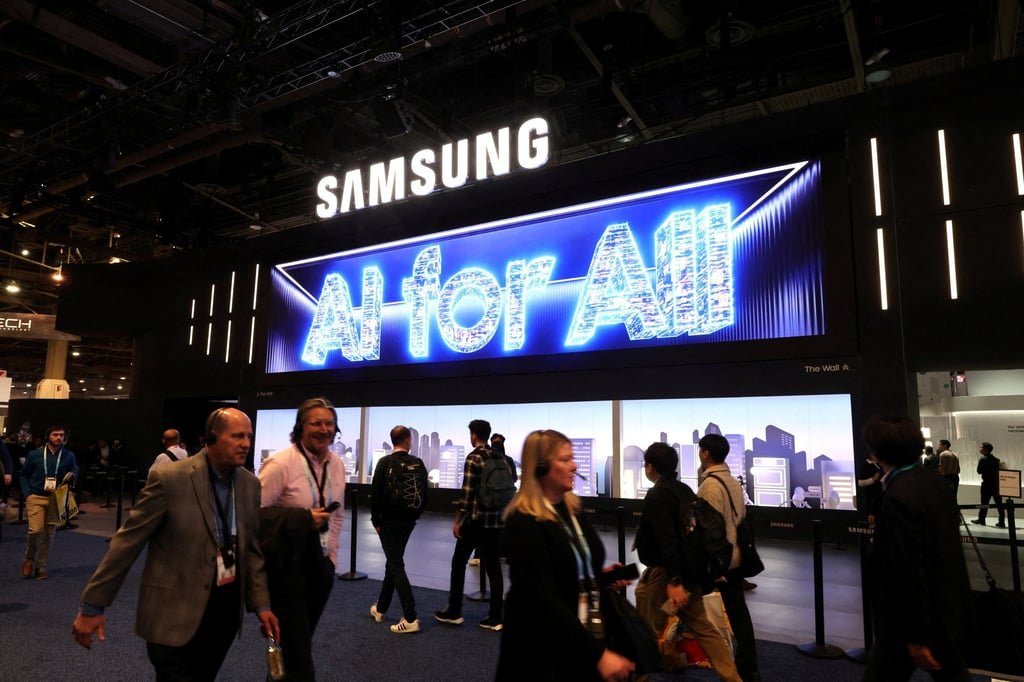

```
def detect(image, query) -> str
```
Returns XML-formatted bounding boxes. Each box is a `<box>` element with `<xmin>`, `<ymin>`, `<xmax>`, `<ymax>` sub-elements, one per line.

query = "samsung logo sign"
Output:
<box><xmin>315</xmin><ymin>117</ymin><xmax>550</xmax><ymax>218</ymax></box>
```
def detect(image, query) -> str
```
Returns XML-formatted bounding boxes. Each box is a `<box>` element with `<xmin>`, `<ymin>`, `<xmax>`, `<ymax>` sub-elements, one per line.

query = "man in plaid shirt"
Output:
<box><xmin>434</xmin><ymin>419</ymin><xmax>505</xmax><ymax>631</ymax></box>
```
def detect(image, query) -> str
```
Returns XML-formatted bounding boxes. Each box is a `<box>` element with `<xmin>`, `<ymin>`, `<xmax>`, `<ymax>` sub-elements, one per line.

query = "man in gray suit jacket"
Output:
<box><xmin>72</xmin><ymin>407</ymin><xmax>280</xmax><ymax>680</ymax></box>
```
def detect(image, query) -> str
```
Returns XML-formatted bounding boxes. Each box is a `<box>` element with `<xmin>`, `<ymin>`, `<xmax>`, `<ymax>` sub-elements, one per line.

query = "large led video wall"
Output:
<box><xmin>620</xmin><ymin>394</ymin><xmax>856</xmax><ymax>509</ymax></box>
<box><xmin>254</xmin><ymin>392</ymin><xmax>857</xmax><ymax>509</ymax></box>
<box><xmin>265</xmin><ymin>160</ymin><xmax>825</xmax><ymax>373</ymax></box>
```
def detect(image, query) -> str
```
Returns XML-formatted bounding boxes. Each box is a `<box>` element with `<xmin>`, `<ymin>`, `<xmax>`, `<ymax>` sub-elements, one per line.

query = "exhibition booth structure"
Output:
<box><xmin>32</xmin><ymin>62</ymin><xmax>1024</xmax><ymax>544</ymax></box>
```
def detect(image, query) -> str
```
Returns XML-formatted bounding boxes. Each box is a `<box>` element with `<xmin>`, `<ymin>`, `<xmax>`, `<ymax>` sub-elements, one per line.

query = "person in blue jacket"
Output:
<box><xmin>21</xmin><ymin>425</ymin><xmax>78</xmax><ymax>579</ymax></box>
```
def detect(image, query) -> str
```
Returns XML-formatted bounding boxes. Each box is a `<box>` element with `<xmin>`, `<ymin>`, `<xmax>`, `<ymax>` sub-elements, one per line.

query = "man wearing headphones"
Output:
<box><xmin>72</xmin><ymin>407</ymin><xmax>280</xmax><ymax>680</ymax></box>
<box><xmin>20</xmin><ymin>424</ymin><xmax>78</xmax><ymax>580</ymax></box>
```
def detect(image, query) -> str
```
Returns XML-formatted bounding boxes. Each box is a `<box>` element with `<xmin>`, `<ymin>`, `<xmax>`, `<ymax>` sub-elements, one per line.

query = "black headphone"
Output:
<box><xmin>535</xmin><ymin>458</ymin><xmax>550</xmax><ymax>478</ymax></box>
<box><xmin>205</xmin><ymin>408</ymin><xmax>227</xmax><ymax>445</ymax></box>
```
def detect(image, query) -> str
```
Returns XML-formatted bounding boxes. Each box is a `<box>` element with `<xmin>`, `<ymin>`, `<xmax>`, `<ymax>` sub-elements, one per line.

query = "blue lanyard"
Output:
<box><xmin>546</xmin><ymin>499</ymin><xmax>594</xmax><ymax>585</ymax></box>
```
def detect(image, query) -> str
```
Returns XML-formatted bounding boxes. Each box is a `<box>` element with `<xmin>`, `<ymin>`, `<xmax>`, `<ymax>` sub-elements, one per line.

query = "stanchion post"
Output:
<box><xmin>468</xmin><ymin>556</ymin><xmax>489</xmax><ymax>601</ymax></box>
<box><xmin>1007</xmin><ymin>499</ymin><xmax>1020</xmax><ymax>593</ymax></box>
<box><xmin>615</xmin><ymin>505</ymin><xmax>627</xmax><ymax>565</ymax></box>
<box><xmin>338</xmin><ymin>484</ymin><xmax>367</xmax><ymax>581</ymax></box>
<box><xmin>11</xmin><ymin>476</ymin><xmax>28</xmax><ymax>525</ymax></box>
<box><xmin>844</xmin><ymin>521</ymin><xmax>873</xmax><ymax>663</ymax></box>
<box><xmin>797</xmin><ymin>518</ymin><xmax>845</xmax><ymax>658</ymax></box>
<box><xmin>114</xmin><ymin>469</ymin><xmax>125</xmax><ymax>530</ymax></box>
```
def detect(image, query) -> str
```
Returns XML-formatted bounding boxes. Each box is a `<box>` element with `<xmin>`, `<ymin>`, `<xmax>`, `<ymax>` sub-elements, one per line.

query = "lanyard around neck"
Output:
<box><xmin>207</xmin><ymin>463</ymin><xmax>236</xmax><ymax>550</ymax></box>
<box><xmin>299</xmin><ymin>443</ymin><xmax>330</xmax><ymax>508</ymax></box>
<box><xmin>545</xmin><ymin>499</ymin><xmax>593</xmax><ymax>585</ymax></box>
<box><xmin>44</xmin><ymin>447</ymin><xmax>63</xmax><ymax>478</ymax></box>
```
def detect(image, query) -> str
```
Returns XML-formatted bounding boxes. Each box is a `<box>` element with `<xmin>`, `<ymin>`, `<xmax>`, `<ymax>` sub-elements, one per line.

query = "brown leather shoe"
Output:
<box><xmin>21</xmin><ymin>560</ymin><xmax>33</xmax><ymax>578</ymax></box>
<box><xmin>34</xmin><ymin>568</ymin><xmax>48</xmax><ymax>580</ymax></box>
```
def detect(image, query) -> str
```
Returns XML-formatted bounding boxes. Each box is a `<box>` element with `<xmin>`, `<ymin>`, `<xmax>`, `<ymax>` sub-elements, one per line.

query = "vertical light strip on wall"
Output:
<box><xmin>251</xmin><ymin>263</ymin><xmax>260</xmax><ymax>311</ymax></box>
<box><xmin>937</xmin><ymin>129</ymin><xmax>951</xmax><ymax>206</ymax></box>
<box><xmin>188</xmin><ymin>298</ymin><xmax>196</xmax><ymax>345</ymax></box>
<box><xmin>208</xmin><ymin>283</ymin><xmax>216</xmax><ymax>316</ymax></box>
<box><xmin>224</xmin><ymin>319</ymin><xmax>232</xmax><ymax>362</ymax></box>
<box><xmin>1020</xmin><ymin>210</ymin><xmax>1024</xmax><ymax>270</ymax></box>
<box><xmin>228</xmin><ymin>271</ymin><xmax>236</xmax><ymax>314</ymax></box>
<box><xmin>248</xmin><ymin>264</ymin><xmax>260</xmax><ymax>364</ymax></box>
<box><xmin>1014</xmin><ymin>133</ymin><xmax>1024</xmax><ymax>195</ymax></box>
<box><xmin>248</xmin><ymin>317</ymin><xmax>256</xmax><ymax>364</ymax></box>
<box><xmin>206</xmin><ymin>322</ymin><xmax>213</xmax><ymax>355</ymax></box>
<box><xmin>945</xmin><ymin>219</ymin><xmax>959</xmax><ymax>300</ymax></box>
<box><xmin>875</xmin><ymin>228</ymin><xmax>889</xmax><ymax>310</ymax></box>
<box><xmin>870</xmin><ymin>137</ymin><xmax>883</xmax><ymax>217</ymax></box>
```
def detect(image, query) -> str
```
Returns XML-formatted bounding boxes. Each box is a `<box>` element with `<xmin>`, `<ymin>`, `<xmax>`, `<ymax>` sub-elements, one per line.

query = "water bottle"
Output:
<box><xmin>267</xmin><ymin>636</ymin><xmax>285</xmax><ymax>680</ymax></box>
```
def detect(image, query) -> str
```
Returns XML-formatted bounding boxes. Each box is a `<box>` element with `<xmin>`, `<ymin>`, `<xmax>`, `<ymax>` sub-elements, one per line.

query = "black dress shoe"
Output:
<box><xmin>994</xmin><ymin>523</ymin><xmax>1006</xmax><ymax>528</ymax></box>
<box><xmin>970</xmin><ymin>520</ymin><xmax>985</xmax><ymax>525</ymax></box>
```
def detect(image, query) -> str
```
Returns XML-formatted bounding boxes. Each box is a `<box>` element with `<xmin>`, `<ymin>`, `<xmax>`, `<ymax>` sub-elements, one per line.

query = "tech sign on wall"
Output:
<box><xmin>267</xmin><ymin>159</ymin><xmax>826</xmax><ymax>373</ymax></box>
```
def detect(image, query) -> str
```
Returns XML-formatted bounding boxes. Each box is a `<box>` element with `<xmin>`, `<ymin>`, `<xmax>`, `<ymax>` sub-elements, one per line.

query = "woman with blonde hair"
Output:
<box><xmin>495</xmin><ymin>430</ymin><xmax>635</xmax><ymax>681</ymax></box>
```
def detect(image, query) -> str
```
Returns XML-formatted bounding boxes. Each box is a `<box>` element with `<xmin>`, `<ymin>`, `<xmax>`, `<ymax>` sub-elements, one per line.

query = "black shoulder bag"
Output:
<box><xmin>707</xmin><ymin>474</ymin><xmax>765</xmax><ymax>578</ymax></box>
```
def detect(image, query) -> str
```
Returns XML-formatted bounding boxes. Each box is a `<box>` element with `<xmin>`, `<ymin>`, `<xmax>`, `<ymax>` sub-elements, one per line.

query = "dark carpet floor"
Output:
<box><xmin>0</xmin><ymin>523</ymin><xmax>992</xmax><ymax>681</ymax></box>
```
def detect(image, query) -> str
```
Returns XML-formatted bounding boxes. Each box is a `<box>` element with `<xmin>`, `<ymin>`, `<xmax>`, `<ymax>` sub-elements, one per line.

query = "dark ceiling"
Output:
<box><xmin>0</xmin><ymin>0</ymin><xmax>1017</xmax><ymax>397</ymax></box>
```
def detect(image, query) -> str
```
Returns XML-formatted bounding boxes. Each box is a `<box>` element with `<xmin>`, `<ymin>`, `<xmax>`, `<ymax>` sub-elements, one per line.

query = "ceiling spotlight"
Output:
<box><xmin>26</xmin><ymin>383</ymin><xmax>32</xmax><ymax>388</ymax></box>
<box><xmin>52</xmin><ymin>270</ymin><xmax>64</xmax><ymax>282</ymax></box>
<box><xmin>78</xmin><ymin>378</ymin><xmax>85</xmax><ymax>383</ymax></box>
<box><xmin>5</xmin><ymin>280</ymin><xmax>19</xmax><ymax>293</ymax></box>
<box><xmin>120</xmin><ymin>376</ymin><xmax>126</xmax><ymax>380</ymax></box>
<box><xmin>326</xmin><ymin>70</ymin><xmax>341</xmax><ymax>79</ymax></box>
<box><xmin>20</xmin><ymin>248</ymin><xmax>30</xmax><ymax>256</ymax></box>
<box><xmin>373</xmin><ymin>50</ymin><xmax>403</xmax><ymax>64</ymax></box>
<box><xmin>117</xmin><ymin>384</ymin><xmax>123</xmax><ymax>390</ymax></box>
<box><xmin>99</xmin><ymin>386</ymin><xmax>105</xmax><ymax>391</ymax></box>
<box><xmin>71</xmin><ymin>349</ymin><xmax>81</xmax><ymax>357</ymax></box>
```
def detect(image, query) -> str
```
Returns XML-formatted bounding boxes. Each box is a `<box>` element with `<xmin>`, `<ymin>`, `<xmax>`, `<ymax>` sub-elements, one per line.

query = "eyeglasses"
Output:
<box><xmin>306</xmin><ymin>420</ymin><xmax>336</xmax><ymax>429</ymax></box>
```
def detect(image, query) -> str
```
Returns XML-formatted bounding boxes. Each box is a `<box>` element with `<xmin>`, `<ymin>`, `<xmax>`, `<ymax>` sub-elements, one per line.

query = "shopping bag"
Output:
<box><xmin>47</xmin><ymin>482</ymin><xmax>79</xmax><ymax>526</ymax></box>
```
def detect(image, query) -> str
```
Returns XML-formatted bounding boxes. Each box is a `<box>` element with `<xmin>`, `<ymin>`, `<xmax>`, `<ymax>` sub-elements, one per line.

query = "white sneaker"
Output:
<box><xmin>390</xmin><ymin>618</ymin><xmax>420</xmax><ymax>634</ymax></box>
<box><xmin>370</xmin><ymin>604</ymin><xmax>384</xmax><ymax>623</ymax></box>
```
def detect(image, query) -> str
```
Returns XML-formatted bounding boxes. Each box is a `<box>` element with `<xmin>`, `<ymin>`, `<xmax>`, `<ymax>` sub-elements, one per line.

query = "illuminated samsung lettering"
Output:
<box><xmin>315</xmin><ymin>118</ymin><xmax>550</xmax><ymax>218</ymax></box>
<box><xmin>269</xmin><ymin>160</ymin><xmax>826</xmax><ymax>373</ymax></box>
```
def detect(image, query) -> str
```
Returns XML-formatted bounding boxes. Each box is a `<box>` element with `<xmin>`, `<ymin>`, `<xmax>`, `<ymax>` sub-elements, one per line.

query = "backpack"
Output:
<box><xmin>689</xmin><ymin>497</ymin><xmax>734</xmax><ymax>581</ymax></box>
<box><xmin>387</xmin><ymin>452</ymin><xmax>428</xmax><ymax>515</ymax></box>
<box><xmin>663</xmin><ymin>480</ymin><xmax>732</xmax><ymax>583</ymax></box>
<box><xmin>478</xmin><ymin>449</ymin><xmax>516</xmax><ymax>511</ymax></box>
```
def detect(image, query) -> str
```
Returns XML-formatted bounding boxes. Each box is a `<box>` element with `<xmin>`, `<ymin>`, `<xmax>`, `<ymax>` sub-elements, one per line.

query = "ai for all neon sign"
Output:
<box><xmin>269</xmin><ymin>161</ymin><xmax>824</xmax><ymax>373</ymax></box>
<box><xmin>315</xmin><ymin>118</ymin><xmax>551</xmax><ymax>217</ymax></box>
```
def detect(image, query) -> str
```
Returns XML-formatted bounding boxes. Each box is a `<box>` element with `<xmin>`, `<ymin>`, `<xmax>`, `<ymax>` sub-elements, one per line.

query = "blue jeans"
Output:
<box><xmin>377</xmin><ymin>521</ymin><xmax>417</xmax><ymax>621</ymax></box>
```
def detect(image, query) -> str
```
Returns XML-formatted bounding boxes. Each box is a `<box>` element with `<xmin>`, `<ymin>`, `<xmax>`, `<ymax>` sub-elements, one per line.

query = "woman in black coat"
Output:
<box><xmin>496</xmin><ymin>429</ymin><xmax>634</xmax><ymax>682</ymax></box>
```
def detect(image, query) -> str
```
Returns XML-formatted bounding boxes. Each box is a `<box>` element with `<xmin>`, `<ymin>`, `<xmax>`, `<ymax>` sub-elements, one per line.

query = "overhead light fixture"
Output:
<box><xmin>78</xmin><ymin>378</ymin><xmax>85</xmax><ymax>383</ymax></box>
<box><xmin>71</xmin><ymin>349</ymin><xmax>81</xmax><ymax>357</ymax></box>
<box><xmin>4</xmin><ymin>280</ymin><xmax>19</xmax><ymax>293</ymax></box>
<box><xmin>120</xmin><ymin>376</ymin><xmax>126</xmax><ymax>380</ymax></box>
<box><xmin>20</xmin><ymin>248</ymin><xmax>30</xmax><ymax>256</ymax></box>
<box><xmin>117</xmin><ymin>384</ymin><xmax>123</xmax><ymax>390</ymax></box>
<box><xmin>865</xmin><ymin>47</ymin><xmax>891</xmax><ymax>84</ymax></box>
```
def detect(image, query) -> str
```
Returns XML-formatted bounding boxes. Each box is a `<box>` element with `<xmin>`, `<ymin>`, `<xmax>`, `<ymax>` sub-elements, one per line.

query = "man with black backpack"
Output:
<box><xmin>635</xmin><ymin>443</ymin><xmax>741</xmax><ymax>681</ymax></box>
<box><xmin>370</xmin><ymin>425</ymin><xmax>428</xmax><ymax>634</ymax></box>
<box><xmin>434</xmin><ymin>419</ymin><xmax>510</xmax><ymax>632</ymax></box>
